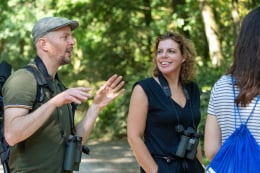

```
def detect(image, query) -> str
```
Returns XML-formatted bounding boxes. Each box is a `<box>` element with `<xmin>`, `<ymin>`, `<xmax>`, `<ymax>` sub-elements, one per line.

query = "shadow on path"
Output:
<box><xmin>78</xmin><ymin>139</ymin><xmax>139</xmax><ymax>173</ymax></box>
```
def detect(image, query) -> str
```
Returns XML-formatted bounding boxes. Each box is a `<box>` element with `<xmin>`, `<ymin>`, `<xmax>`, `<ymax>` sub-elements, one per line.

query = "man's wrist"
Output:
<box><xmin>88</xmin><ymin>103</ymin><xmax>102</xmax><ymax>114</ymax></box>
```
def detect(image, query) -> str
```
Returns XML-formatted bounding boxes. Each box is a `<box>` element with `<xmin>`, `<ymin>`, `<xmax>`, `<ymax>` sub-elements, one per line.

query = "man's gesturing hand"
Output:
<box><xmin>93</xmin><ymin>74</ymin><xmax>125</xmax><ymax>109</ymax></box>
<box><xmin>51</xmin><ymin>87</ymin><xmax>91</xmax><ymax>107</ymax></box>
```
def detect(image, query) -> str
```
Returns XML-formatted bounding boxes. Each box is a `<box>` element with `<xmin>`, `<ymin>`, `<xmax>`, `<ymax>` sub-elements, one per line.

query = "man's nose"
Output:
<box><xmin>69</xmin><ymin>36</ymin><xmax>76</xmax><ymax>45</ymax></box>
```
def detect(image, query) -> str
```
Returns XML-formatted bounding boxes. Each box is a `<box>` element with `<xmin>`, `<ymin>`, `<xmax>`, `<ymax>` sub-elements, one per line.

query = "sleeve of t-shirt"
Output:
<box><xmin>208</xmin><ymin>81</ymin><xmax>217</xmax><ymax>116</ymax></box>
<box><xmin>3</xmin><ymin>68</ymin><xmax>37</xmax><ymax>110</ymax></box>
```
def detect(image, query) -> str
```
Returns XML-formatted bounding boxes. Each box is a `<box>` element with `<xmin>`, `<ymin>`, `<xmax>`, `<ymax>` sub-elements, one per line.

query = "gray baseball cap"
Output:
<box><xmin>32</xmin><ymin>16</ymin><xmax>79</xmax><ymax>44</ymax></box>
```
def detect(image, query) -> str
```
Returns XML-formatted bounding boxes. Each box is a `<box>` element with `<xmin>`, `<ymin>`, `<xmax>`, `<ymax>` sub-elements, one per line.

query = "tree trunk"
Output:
<box><xmin>231</xmin><ymin>0</ymin><xmax>240</xmax><ymax>40</ymax></box>
<box><xmin>143</xmin><ymin>0</ymin><xmax>152</xmax><ymax>55</ymax></box>
<box><xmin>199</xmin><ymin>0</ymin><xmax>223</xmax><ymax>67</ymax></box>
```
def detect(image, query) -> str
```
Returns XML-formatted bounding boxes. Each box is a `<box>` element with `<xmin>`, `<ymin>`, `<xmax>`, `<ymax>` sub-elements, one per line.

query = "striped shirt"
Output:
<box><xmin>208</xmin><ymin>75</ymin><xmax>260</xmax><ymax>144</ymax></box>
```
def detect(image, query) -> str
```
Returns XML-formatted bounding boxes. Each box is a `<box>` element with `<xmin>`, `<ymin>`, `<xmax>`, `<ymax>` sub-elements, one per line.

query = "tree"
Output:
<box><xmin>198</xmin><ymin>0</ymin><xmax>223</xmax><ymax>67</ymax></box>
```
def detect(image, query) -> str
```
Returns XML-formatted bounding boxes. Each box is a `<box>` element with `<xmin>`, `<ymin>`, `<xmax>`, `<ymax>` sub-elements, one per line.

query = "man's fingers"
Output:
<box><xmin>112</xmin><ymin>81</ymin><xmax>125</xmax><ymax>91</ymax></box>
<box><xmin>107</xmin><ymin>75</ymin><xmax>124</xmax><ymax>89</ymax></box>
<box><xmin>62</xmin><ymin>87</ymin><xmax>92</xmax><ymax>104</ymax></box>
<box><xmin>106</xmin><ymin>74</ymin><xmax>120</xmax><ymax>87</ymax></box>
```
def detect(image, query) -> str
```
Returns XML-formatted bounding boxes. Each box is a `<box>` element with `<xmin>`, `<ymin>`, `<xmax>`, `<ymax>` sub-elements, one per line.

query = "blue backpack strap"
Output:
<box><xmin>231</xmin><ymin>76</ymin><xmax>260</xmax><ymax>127</ymax></box>
<box><xmin>231</xmin><ymin>76</ymin><xmax>240</xmax><ymax>127</ymax></box>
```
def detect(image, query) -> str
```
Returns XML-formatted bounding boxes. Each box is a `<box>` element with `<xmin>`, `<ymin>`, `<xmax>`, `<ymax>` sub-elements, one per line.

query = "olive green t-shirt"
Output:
<box><xmin>3</xmin><ymin>68</ymin><xmax>73</xmax><ymax>173</ymax></box>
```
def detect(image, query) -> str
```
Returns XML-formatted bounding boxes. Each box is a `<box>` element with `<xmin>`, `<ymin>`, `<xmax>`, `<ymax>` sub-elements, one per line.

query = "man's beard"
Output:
<box><xmin>60</xmin><ymin>56</ymin><xmax>71</xmax><ymax>65</ymax></box>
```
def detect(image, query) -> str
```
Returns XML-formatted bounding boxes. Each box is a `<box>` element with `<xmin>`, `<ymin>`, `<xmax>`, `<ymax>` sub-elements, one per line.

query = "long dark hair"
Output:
<box><xmin>227</xmin><ymin>7</ymin><xmax>260</xmax><ymax>106</ymax></box>
<box><xmin>152</xmin><ymin>32</ymin><xmax>197</xmax><ymax>83</ymax></box>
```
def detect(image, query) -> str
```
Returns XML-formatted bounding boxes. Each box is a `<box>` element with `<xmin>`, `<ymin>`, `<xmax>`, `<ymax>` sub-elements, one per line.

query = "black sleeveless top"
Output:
<box><xmin>136</xmin><ymin>78</ymin><xmax>204</xmax><ymax>173</ymax></box>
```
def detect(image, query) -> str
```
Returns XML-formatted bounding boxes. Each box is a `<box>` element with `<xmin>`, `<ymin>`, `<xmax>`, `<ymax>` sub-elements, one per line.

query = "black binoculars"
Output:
<box><xmin>63</xmin><ymin>135</ymin><xmax>83</xmax><ymax>171</ymax></box>
<box><xmin>175</xmin><ymin>125</ymin><xmax>200</xmax><ymax>160</ymax></box>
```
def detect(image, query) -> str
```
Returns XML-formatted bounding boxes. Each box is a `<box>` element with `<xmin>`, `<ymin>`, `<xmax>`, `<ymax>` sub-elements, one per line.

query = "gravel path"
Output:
<box><xmin>0</xmin><ymin>139</ymin><xmax>139</xmax><ymax>173</ymax></box>
<box><xmin>78</xmin><ymin>139</ymin><xmax>139</xmax><ymax>173</ymax></box>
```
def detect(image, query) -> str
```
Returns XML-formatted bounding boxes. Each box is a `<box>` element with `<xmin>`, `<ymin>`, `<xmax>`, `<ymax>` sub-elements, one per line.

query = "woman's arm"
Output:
<box><xmin>196</xmin><ymin>138</ymin><xmax>203</xmax><ymax>163</ymax></box>
<box><xmin>204</xmin><ymin>114</ymin><xmax>222</xmax><ymax>161</ymax></box>
<box><xmin>127</xmin><ymin>85</ymin><xmax>158</xmax><ymax>173</ymax></box>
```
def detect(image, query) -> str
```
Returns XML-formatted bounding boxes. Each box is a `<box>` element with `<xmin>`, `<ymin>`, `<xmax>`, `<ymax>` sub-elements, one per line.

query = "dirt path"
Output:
<box><xmin>78</xmin><ymin>139</ymin><xmax>139</xmax><ymax>173</ymax></box>
<box><xmin>0</xmin><ymin>139</ymin><xmax>139</xmax><ymax>173</ymax></box>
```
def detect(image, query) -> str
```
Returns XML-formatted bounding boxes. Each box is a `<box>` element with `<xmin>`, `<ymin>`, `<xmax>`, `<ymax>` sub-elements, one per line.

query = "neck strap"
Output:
<box><xmin>158</xmin><ymin>73</ymin><xmax>195</xmax><ymax>128</ymax></box>
<box><xmin>34</xmin><ymin>56</ymin><xmax>76</xmax><ymax>135</ymax></box>
<box><xmin>158</xmin><ymin>73</ymin><xmax>190</xmax><ymax>100</ymax></box>
<box><xmin>158</xmin><ymin>73</ymin><xmax>171</xmax><ymax>97</ymax></box>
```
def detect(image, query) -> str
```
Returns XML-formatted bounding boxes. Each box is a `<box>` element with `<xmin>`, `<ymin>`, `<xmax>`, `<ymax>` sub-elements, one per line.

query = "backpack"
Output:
<box><xmin>206</xmin><ymin>76</ymin><xmax>260</xmax><ymax>173</ymax></box>
<box><xmin>0</xmin><ymin>61</ymin><xmax>12</xmax><ymax>173</ymax></box>
<box><xmin>0</xmin><ymin>59</ymin><xmax>88</xmax><ymax>173</ymax></box>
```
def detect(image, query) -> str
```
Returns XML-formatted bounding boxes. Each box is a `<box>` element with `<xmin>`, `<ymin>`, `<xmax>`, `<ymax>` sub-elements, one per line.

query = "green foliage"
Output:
<box><xmin>90</xmin><ymin>96</ymin><xmax>128</xmax><ymax>140</ymax></box>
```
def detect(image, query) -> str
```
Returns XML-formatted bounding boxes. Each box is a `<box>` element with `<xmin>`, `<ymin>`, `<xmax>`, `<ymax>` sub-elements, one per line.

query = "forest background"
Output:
<box><xmin>1</xmin><ymin>0</ymin><xmax>259</xmax><ymax>165</ymax></box>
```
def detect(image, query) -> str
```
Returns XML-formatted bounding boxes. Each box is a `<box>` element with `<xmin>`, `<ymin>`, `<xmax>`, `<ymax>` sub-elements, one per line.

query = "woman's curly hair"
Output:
<box><xmin>152</xmin><ymin>32</ymin><xmax>197</xmax><ymax>83</ymax></box>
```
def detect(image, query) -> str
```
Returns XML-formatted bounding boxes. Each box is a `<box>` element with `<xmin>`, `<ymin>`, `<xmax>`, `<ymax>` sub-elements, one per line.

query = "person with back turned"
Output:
<box><xmin>204</xmin><ymin>7</ymin><xmax>260</xmax><ymax>173</ymax></box>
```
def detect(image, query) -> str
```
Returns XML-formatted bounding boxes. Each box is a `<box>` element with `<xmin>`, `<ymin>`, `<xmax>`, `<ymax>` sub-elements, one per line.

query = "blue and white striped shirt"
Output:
<box><xmin>208</xmin><ymin>75</ymin><xmax>260</xmax><ymax>144</ymax></box>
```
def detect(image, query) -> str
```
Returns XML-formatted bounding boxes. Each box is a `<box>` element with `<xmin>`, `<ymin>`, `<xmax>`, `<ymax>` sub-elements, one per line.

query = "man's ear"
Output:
<box><xmin>38</xmin><ymin>38</ymin><xmax>48</xmax><ymax>52</ymax></box>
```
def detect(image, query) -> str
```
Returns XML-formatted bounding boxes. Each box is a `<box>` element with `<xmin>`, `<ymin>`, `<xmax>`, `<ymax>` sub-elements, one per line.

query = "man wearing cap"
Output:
<box><xmin>2</xmin><ymin>16</ymin><xmax>125</xmax><ymax>173</ymax></box>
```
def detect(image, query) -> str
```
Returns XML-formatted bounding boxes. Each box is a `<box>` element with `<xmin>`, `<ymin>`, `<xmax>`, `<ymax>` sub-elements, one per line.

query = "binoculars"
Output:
<box><xmin>63</xmin><ymin>135</ymin><xmax>83</xmax><ymax>171</ymax></box>
<box><xmin>175</xmin><ymin>125</ymin><xmax>200</xmax><ymax>160</ymax></box>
